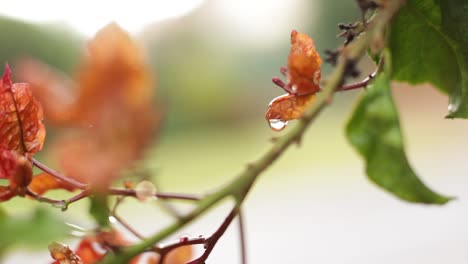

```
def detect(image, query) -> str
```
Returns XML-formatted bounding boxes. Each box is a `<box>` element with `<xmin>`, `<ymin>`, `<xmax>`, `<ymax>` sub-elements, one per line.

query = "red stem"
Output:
<box><xmin>108</xmin><ymin>188</ymin><xmax>202</xmax><ymax>201</ymax></box>
<box><xmin>32</xmin><ymin>158</ymin><xmax>88</xmax><ymax>189</ymax></box>
<box><xmin>337</xmin><ymin>71</ymin><xmax>376</xmax><ymax>91</ymax></box>
<box><xmin>186</xmin><ymin>208</ymin><xmax>238</xmax><ymax>264</ymax></box>
<box><xmin>238</xmin><ymin>209</ymin><xmax>247</xmax><ymax>264</ymax></box>
<box><xmin>32</xmin><ymin>158</ymin><xmax>202</xmax><ymax>202</ymax></box>
<box><xmin>143</xmin><ymin>207</ymin><xmax>239</xmax><ymax>264</ymax></box>
<box><xmin>111</xmin><ymin>213</ymin><xmax>145</xmax><ymax>240</ymax></box>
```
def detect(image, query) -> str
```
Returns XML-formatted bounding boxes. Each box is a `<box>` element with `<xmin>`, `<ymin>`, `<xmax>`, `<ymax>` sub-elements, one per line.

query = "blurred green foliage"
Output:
<box><xmin>0</xmin><ymin>207</ymin><xmax>70</xmax><ymax>255</ymax></box>
<box><xmin>346</xmin><ymin>72</ymin><xmax>451</xmax><ymax>204</ymax></box>
<box><xmin>0</xmin><ymin>16</ymin><xmax>81</xmax><ymax>73</ymax></box>
<box><xmin>390</xmin><ymin>0</ymin><xmax>468</xmax><ymax>118</ymax></box>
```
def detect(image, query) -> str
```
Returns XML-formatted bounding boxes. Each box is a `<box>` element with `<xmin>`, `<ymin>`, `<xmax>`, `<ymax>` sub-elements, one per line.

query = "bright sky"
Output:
<box><xmin>0</xmin><ymin>0</ymin><xmax>205</xmax><ymax>36</ymax></box>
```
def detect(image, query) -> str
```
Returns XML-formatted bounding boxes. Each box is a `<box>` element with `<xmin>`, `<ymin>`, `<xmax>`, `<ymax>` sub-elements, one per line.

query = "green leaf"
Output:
<box><xmin>346</xmin><ymin>72</ymin><xmax>452</xmax><ymax>204</ymax></box>
<box><xmin>89</xmin><ymin>194</ymin><xmax>110</xmax><ymax>228</ymax></box>
<box><xmin>441</xmin><ymin>0</ymin><xmax>468</xmax><ymax>117</ymax></box>
<box><xmin>0</xmin><ymin>207</ymin><xmax>70</xmax><ymax>250</ymax></box>
<box><xmin>389</xmin><ymin>0</ymin><xmax>468</xmax><ymax>118</ymax></box>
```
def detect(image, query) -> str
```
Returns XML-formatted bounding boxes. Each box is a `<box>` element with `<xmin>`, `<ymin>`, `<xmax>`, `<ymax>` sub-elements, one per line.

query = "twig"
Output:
<box><xmin>238</xmin><ymin>208</ymin><xmax>247</xmax><ymax>264</ymax></box>
<box><xmin>152</xmin><ymin>237</ymin><xmax>205</xmax><ymax>256</ymax></box>
<box><xmin>27</xmin><ymin>188</ymin><xmax>91</xmax><ymax>210</ymax></box>
<box><xmin>66</xmin><ymin>189</ymin><xmax>92</xmax><ymax>206</ymax></box>
<box><xmin>94</xmin><ymin>2</ymin><xmax>408</xmax><ymax>262</ymax></box>
<box><xmin>186</xmin><ymin>207</ymin><xmax>238</xmax><ymax>264</ymax></box>
<box><xmin>27</xmin><ymin>158</ymin><xmax>202</xmax><ymax>210</ymax></box>
<box><xmin>338</xmin><ymin>70</ymin><xmax>377</xmax><ymax>91</ymax></box>
<box><xmin>140</xmin><ymin>207</ymin><xmax>245</xmax><ymax>263</ymax></box>
<box><xmin>110</xmin><ymin>213</ymin><xmax>145</xmax><ymax>240</ymax></box>
<box><xmin>26</xmin><ymin>189</ymin><xmax>65</xmax><ymax>208</ymax></box>
<box><xmin>108</xmin><ymin>188</ymin><xmax>202</xmax><ymax>201</ymax></box>
<box><xmin>32</xmin><ymin>158</ymin><xmax>88</xmax><ymax>189</ymax></box>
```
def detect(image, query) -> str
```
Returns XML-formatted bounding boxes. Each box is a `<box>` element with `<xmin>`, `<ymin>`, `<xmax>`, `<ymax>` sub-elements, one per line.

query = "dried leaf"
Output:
<box><xmin>0</xmin><ymin>65</ymin><xmax>46</xmax><ymax>155</ymax></box>
<box><xmin>15</xmin><ymin>59</ymin><xmax>77</xmax><ymax>125</ymax></box>
<box><xmin>70</xmin><ymin>23</ymin><xmax>154</xmax><ymax>124</ymax></box>
<box><xmin>9</xmin><ymin>155</ymin><xmax>33</xmax><ymax>196</ymax></box>
<box><xmin>74</xmin><ymin>238</ymin><xmax>104</xmax><ymax>264</ymax></box>
<box><xmin>265</xmin><ymin>93</ymin><xmax>316</xmax><ymax>121</ymax></box>
<box><xmin>16</xmin><ymin>24</ymin><xmax>158</xmax><ymax>188</ymax></box>
<box><xmin>71</xmin><ymin>230</ymin><xmax>141</xmax><ymax>264</ymax></box>
<box><xmin>0</xmin><ymin>186</ymin><xmax>14</xmax><ymax>202</ymax></box>
<box><xmin>266</xmin><ymin>31</ymin><xmax>321</xmax><ymax>131</ymax></box>
<box><xmin>143</xmin><ymin>246</ymin><xmax>193</xmax><ymax>264</ymax></box>
<box><xmin>0</xmin><ymin>148</ymin><xmax>33</xmax><ymax>201</ymax></box>
<box><xmin>0</xmin><ymin>147</ymin><xmax>18</xmax><ymax>179</ymax></box>
<box><xmin>49</xmin><ymin>241</ymin><xmax>83</xmax><ymax>264</ymax></box>
<box><xmin>287</xmin><ymin>30</ymin><xmax>322</xmax><ymax>95</ymax></box>
<box><xmin>164</xmin><ymin>246</ymin><xmax>193</xmax><ymax>264</ymax></box>
<box><xmin>28</xmin><ymin>173</ymin><xmax>76</xmax><ymax>195</ymax></box>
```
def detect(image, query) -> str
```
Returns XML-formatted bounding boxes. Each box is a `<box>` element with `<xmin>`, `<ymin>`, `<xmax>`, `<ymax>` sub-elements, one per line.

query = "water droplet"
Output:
<box><xmin>292</xmin><ymin>85</ymin><xmax>298</xmax><ymax>91</ymax></box>
<box><xmin>448</xmin><ymin>103</ymin><xmax>457</xmax><ymax>112</ymax></box>
<box><xmin>268</xmin><ymin>119</ymin><xmax>288</xmax><ymax>131</ymax></box>
<box><xmin>448</xmin><ymin>98</ymin><xmax>460</xmax><ymax>113</ymax></box>
<box><xmin>135</xmin><ymin>180</ymin><xmax>157</xmax><ymax>202</ymax></box>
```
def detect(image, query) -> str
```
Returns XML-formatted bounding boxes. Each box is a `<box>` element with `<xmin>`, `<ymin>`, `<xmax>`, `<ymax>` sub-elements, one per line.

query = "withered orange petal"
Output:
<box><xmin>28</xmin><ymin>173</ymin><xmax>76</xmax><ymax>195</ymax></box>
<box><xmin>265</xmin><ymin>93</ymin><xmax>316</xmax><ymax>122</ymax></box>
<box><xmin>286</xmin><ymin>30</ymin><xmax>322</xmax><ymax>96</ymax></box>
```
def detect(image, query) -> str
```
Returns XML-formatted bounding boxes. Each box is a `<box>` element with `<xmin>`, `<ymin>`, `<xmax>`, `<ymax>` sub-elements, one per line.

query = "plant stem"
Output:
<box><xmin>238</xmin><ymin>208</ymin><xmax>247</xmax><ymax>264</ymax></box>
<box><xmin>108</xmin><ymin>188</ymin><xmax>202</xmax><ymax>201</ymax></box>
<box><xmin>32</xmin><ymin>158</ymin><xmax>88</xmax><ymax>189</ymax></box>
<box><xmin>186</xmin><ymin>207</ymin><xmax>238</xmax><ymax>264</ymax></box>
<box><xmin>102</xmin><ymin>1</ymin><xmax>407</xmax><ymax>262</ymax></box>
<box><xmin>338</xmin><ymin>70</ymin><xmax>376</xmax><ymax>91</ymax></box>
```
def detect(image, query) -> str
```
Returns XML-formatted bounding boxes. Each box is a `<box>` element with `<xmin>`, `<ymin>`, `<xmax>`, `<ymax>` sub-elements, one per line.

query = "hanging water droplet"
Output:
<box><xmin>448</xmin><ymin>98</ymin><xmax>460</xmax><ymax>113</ymax></box>
<box><xmin>268</xmin><ymin>119</ymin><xmax>288</xmax><ymax>131</ymax></box>
<box><xmin>448</xmin><ymin>103</ymin><xmax>457</xmax><ymax>113</ymax></box>
<box><xmin>135</xmin><ymin>180</ymin><xmax>157</xmax><ymax>202</ymax></box>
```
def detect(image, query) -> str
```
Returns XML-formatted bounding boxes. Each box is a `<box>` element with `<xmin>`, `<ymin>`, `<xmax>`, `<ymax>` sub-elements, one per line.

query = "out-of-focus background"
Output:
<box><xmin>1</xmin><ymin>0</ymin><xmax>468</xmax><ymax>263</ymax></box>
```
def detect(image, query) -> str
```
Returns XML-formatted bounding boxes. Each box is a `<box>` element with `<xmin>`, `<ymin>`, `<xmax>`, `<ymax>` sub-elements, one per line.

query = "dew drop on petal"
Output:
<box><xmin>135</xmin><ymin>180</ymin><xmax>157</xmax><ymax>202</ymax></box>
<box><xmin>268</xmin><ymin>119</ymin><xmax>288</xmax><ymax>131</ymax></box>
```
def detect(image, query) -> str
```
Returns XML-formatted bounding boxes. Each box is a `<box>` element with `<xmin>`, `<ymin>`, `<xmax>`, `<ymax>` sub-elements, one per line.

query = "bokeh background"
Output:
<box><xmin>1</xmin><ymin>0</ymin><xmax>467</xmax><ymax>263</ymax></box>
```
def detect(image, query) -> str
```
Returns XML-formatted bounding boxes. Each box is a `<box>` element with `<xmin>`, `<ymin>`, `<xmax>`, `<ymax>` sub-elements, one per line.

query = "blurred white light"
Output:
<box><xmin>0</xmin><ymin>0</ymin><xmax>205</xmax><ymax>36</ymax></box>
<box><xmin>210</xmin><ymin>0</ymin><xmax>312</xmax><ymax>49</ymax></box>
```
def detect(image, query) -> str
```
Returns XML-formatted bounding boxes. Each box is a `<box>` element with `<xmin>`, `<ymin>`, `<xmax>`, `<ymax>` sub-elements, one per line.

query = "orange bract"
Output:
<box><xmin>163</xmin><ymin>246</ymin><xmax>193</xmax><ymax>264</ymax></box>
<box><xmin>0</xmin><ymin>65</ymin><xmax>45</xmax><ymax>155</ymax></box>
<box><xmin>28</xmin><ymin>173</ymin><xmax>76</xmax><ymax>195</ymax></box>
<box><xmin>287</xmin><ymin>30</ymin><xmax>322</xmax><ymax>95</ymax></box>
<box><xmin>266</xmin><ymin>30</ymin><xmax>322</xmax><ymax>131</ymax></box>
<box><xmin>49</xmin><ymin>242</ymin><xmax>83</xmax><ymax>264</ymax></box>
<box><xmin>0</xmin><ymin>65</ymin><xmax>46</xmax><ymax>201</ymax></box>
<box><xmin>0</xmin><ymin>148</ymin><xmax>33</xmax><ymax>201</ymax></box>
<box><xmin>15</xmin><ymin>59</ymin><xmax>76</xmax><ymax>125</ymax></box>
<box><xmin>49</xmin><ymin>230</ymin><xmax>192</xmax><ymax>264</ymax></box>
<box><xmin>265</xmin><ymin>93</ymin><xmax>316</xmax><ymax>122</ymax></box>
<box><xmin>18</xmin><ymin>23</ymin><xmax>159</xmax><ymax>188</ymax></box>
<box><xmin>69</xmin><ymin>23</ymin><xmax>154</xmax><ymax>125</ymax></box>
